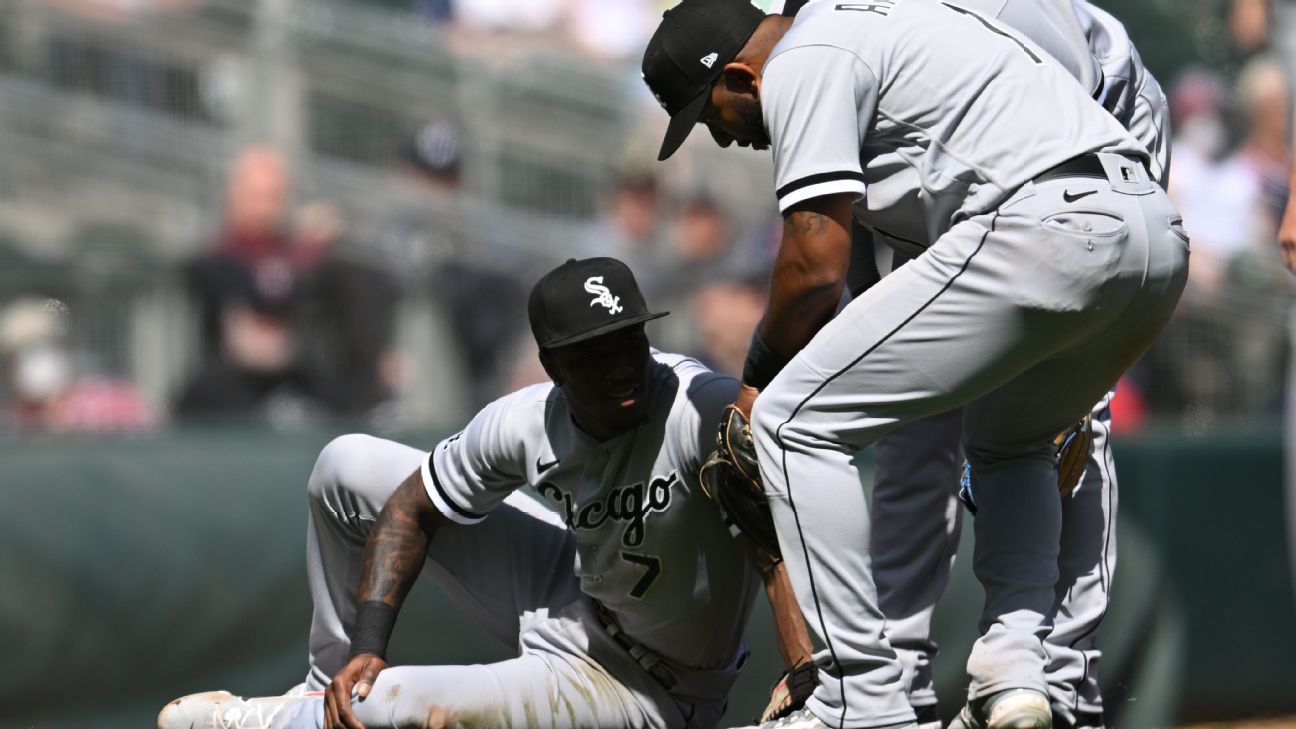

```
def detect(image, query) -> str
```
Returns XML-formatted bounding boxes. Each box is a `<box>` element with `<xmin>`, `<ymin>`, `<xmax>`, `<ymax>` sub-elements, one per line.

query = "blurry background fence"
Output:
<box><xmin>0</xmin><ymin>0</ymin><xmax>776</xmax><ymax>428</ymax></box>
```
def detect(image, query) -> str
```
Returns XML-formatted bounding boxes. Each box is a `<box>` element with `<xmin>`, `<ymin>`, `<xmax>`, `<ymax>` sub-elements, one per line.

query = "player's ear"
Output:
<box><xmin>538</xmin><ymin>348</ymin><xmax>564</xmax><ymax>386</ymax></box>
<box><xmin>720</xmin><ymin>62</ymin><xmax>760</xmax><ymax>99</ymax></box>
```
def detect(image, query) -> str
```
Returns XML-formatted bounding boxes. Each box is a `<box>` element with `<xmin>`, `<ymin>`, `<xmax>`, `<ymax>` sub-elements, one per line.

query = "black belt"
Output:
<box><xmin>1033</xmin><ymin>153</ymin><xmax>1107</xmax><ymax>184</ymax></box>
<box><xmin>594</xmin><ymin>601</ymin><xmax>678</xmax><ymax>689</ymax></box>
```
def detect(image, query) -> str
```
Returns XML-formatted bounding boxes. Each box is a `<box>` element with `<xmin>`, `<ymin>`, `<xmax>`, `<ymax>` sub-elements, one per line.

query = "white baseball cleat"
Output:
<box><xmin>158</xmin><ymin>689</ymin><xmax>319</xmax><ymax>729</ymax></box>
<box><xmin>947</xmin><ymin>689</ymin><xmax>1052</xmax><ymax>729</ymax></box>
<box><xmin>732</xmin><ymin>706</ymin><xmax>918</xmax><ymax>729</ymax></box>
<box><xmin>731</xmin><ymin>707</ymin><xmax>833</xmax><ymax>729</ymax></box>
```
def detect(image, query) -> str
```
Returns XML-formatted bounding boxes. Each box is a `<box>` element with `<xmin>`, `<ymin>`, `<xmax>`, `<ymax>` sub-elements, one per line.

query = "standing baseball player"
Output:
<box><xmin>853</xmin><ymin>3</ymin><xmax>1172</xmax><ymax>729</ymax></box>
<box><xmin>157</xmin><ymin>257</ymin><xmax>810</xmax><ymax>729</ymax></box>
<box><xmin>643</xmin><ymin>1</ymin><xmax>1188</xmax><ymax>728</ymax></box>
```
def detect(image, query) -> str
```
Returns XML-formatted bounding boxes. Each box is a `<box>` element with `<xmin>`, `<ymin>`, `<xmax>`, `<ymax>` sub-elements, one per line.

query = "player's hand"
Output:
<box><xmin>325</xmin><ymin>653</ymin><xmax>387</xmax><ymax>729</ymax></box>
<box><xmin>1279</xmin><ymin>199</ymin><xmax>1296</xmax><ymax>274</ymax></box>
<box><xmin>760</xmin><ymin>661</ymin><xmax>818</xmax><ymax>722</ymax></box>
<box><xmin>735</xmin><ymin>383</ymin><xmax>761</xmax><ymax>418</ymax></box>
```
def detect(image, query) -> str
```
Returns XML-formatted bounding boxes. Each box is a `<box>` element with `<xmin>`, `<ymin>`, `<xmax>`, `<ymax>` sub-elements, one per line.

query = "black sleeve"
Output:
<box><xmin>846</xmin><ymin>220</ymin><xmax>881</xmax><ymax>298</ymax></box>
<box><xmin>782</xmin><ymin>0</ymin><xmax>810</xmax><ymax>16</ymax></box>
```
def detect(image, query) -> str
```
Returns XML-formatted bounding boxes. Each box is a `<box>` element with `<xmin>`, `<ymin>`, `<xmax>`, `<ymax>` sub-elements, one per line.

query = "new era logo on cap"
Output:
<box><xmin>700</xmin><ymin>52</ymin><xmax>719</xmax><ymax>68</ymax></box>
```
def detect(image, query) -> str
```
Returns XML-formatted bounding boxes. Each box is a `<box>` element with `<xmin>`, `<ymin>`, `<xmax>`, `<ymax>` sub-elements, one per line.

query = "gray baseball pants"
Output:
<box><xmin>751</xmin><ymin>154</ymin><xmax>1187</xmax><ymax>728</ymax></box>
<box><xmin>268</xmin><ymin>434</ymin><xmax>689</xmax><ymax>729</ymax></box>
<box><xmin>871</xmin><ymin>392</ymin><xmax>1117</xmax><ymax>727</ymax></box>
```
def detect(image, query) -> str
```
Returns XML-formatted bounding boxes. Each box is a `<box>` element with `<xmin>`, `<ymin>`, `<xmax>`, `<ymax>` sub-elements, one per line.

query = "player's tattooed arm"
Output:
<box><xmin>760</xmin><ymin>193</ymin><xmax>855</xmax><ymax>359</ymax></box>
<box><xmin>356</xmin><ymin>468</ymin><xmax>447</xmax><ymax>608</ymax></box>
<box><xmin>1279</xmin><ymin>159</ymin><xmax>1296</xmax><ymax>273</ymax></box>
<box><xmin>328</xmin><ymin>469</ymin><xmax>449</xmax><ymax>729</ymax></box>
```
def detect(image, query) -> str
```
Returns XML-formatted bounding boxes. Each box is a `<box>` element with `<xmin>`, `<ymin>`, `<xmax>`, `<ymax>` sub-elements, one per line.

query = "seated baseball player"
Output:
<box><xmin>157</xmin><ymin>256</ymin><xmax>811</xmax><ymax>729</ymax></box>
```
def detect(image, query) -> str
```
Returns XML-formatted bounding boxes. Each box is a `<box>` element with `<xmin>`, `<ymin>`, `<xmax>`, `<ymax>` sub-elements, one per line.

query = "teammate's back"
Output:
<box><xmin>765</xmin><ymin>0</ymin><xmax>1144</xmax><ymax>245</ymax></box>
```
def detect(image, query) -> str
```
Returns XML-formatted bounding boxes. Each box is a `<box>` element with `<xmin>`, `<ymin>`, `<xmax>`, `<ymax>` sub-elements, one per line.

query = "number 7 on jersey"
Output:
<box><xmin>620</xmin><ymin>552</ymin><xmax>662</xmax><ymax>599</ymax></box>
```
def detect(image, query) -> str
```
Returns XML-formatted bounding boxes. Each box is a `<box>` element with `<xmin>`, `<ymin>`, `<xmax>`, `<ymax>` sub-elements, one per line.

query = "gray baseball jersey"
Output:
<box><xmin>424</xmin><ymin>350</ymin><xmax>758</xmax><ymax>669</ymax></box>
<box><xmin>1078</xmin><ymin>0</ymin><xmax>1171</xmax><ymax>182</ymax></box>
<box><xmin>963</xmin><ymin>0</ymin><xmax>1101</xmax><ymax>96</ymax></box>
<box><xmin>278</xmin><ymin>351</ymin><xmax>759</xmax><ymax>729</ymax></box>
<box><xmin>741</xmin><ymin>1</ymin><xmax>1189</xmax><ymax>726</ymax></box>
<box><xmin>861</xmin><ymin>3</ymin><xmax>1167</xmax><ymax>725</ymax></box>
<box><xmin>764</xmin><ymin>0</ymin><xmax>1147</xmax><ymax>254</ymax></box>
<box><xmin>959</xmin><ymin>0</ymin><xmax>1169</xmax><ymax>184</ymax></box>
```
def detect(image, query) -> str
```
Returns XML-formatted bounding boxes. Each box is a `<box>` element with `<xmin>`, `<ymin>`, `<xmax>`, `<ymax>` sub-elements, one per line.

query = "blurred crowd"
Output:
<box><xmin>0</xmin><ymin>115</ymin><xmax>778</xmax><ymax>432</ymax></box>
<box><xmin>0</xmin><ymin>0</ymin><xmax>1292</xmax><ymax>434</ymax></box>
<box><xmin>1121</xmin><ymin>0</ymin><xmax>1295</xmax><ymax>432</ymax></box>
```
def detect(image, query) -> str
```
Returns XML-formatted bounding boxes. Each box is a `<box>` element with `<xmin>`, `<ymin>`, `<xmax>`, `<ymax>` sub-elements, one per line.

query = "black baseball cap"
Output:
<box><xmin>528</xmin><ymin>258</ymin><xmax>668</xmax><ymax>349</ymax></box>
<box><xmin>642</xmin><ymin>0</ymin><xmax>766</xmax><ymax>161</ymax></box>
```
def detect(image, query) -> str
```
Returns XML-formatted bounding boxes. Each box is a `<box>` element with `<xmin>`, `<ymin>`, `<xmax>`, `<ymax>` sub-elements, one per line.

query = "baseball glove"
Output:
<box><xmin>698</xmin><ymin>404</ymin><xmax>782</xmax><ymax>560</ymax></box>
<box><xmin>760</xmin><ymin>662</ymin><xmax>818</xmax><ymax>723</ymax></box>
<box><xmin>1054</xmin><ymin>413</ymin><xmax>1093</xmax><ymax>498</ymax></box>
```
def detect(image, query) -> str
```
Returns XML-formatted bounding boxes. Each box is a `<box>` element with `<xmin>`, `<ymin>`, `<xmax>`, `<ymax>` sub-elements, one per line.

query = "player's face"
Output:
<box><xmin>701</xmin><ymin>75</ymin><xmax>770</xmax><ymax>151</ymax></box>
<box><xmin>544</xmin><ymin>325</ymin><xmax>652</xmax><ymax>441</ymax></box>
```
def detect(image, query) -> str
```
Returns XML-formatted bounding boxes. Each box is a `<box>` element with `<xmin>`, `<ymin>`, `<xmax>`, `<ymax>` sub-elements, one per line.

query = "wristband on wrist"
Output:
<box><xmin>349</xmin><ymin>600</ymin><xmax>398</xmax><ymax>659</ymax></box>
<box><xmin>742</xmin><ymin>328</ymin><xmax>792</xmax><ymax>390</ymax></box>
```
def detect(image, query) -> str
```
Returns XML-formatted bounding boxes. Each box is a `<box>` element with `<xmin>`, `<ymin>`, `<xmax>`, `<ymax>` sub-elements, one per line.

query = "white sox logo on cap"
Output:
<box><xmin>584</xmin><ymin>276</ymin><xmax>623</xmax><ymax>315</ymax></box>
<box><xmin>700</xmin><ymin>52</ymin><xmax>719</xmax><ymax>68</ymax></box>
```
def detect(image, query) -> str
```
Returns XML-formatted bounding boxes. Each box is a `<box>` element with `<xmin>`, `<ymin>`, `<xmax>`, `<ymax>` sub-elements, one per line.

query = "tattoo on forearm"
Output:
<box><xmin>784</xmin><ymin>211</ymin><xmax>830</xmax><ymax>238</ymax></box>
<box><xmin>356</xmin><ymin>477</ymin><xmax>429</xmax><ymax>606</ymax></box>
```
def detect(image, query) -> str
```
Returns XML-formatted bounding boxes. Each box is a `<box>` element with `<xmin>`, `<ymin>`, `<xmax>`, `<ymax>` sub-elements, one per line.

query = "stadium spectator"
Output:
<box><xmin>372</xmin><ymin>120</ymin><xmax>527</xmax><ymax>410</ymax></box>
<box><xmin>1230</xmin><ymin>57</ymin><xmax>1292</xmax><ymax>234</ymax></box>
<box><xmin>687</xmin><ymin>277</ymin><xmax>765</xmax><ymax>379</ymax></box>
<box><xmin>0</xmin><ymin>297</ymin><xmax>156</xmax><ymax>433</ymax></box>
<box><xmin>291</xmin><ymin>202</ymin><xmax>401</xmax><ymax>419</ymax></box>
<box><xmin>581</xmin><ymin>166</ymin><xmax>667</xmax><ymax>300</ymax></box>
<box><xmin>1167</xmin><ymin>69</ymin><xmax>1247</xmax><ymax>293</ymax></box>
<box><xmin>174</xmin><ymin>261</ymin><xmax>325</xmax><ymax>425</ymax></box>
<box><xmin>655</xmin><ymin>192</ymin><xmax>740</xmax><ymax>352</ymax></box>
<box><xmin>667</xmin><ymin>192</ymin><xmax>736</xmax><ymax>285</ymax></box>
<box><xmin>185</xmin><ymin>145</ymin><xmax>295</xmax><ymax>361</ymax></box>
<box><xmin>1219</xmin><ymin>56</ymin><xmax>1293</xmax><ymax>417</ymax></box>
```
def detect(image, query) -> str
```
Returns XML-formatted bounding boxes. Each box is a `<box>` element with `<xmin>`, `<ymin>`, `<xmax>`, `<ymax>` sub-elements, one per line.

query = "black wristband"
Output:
<box><xmin>742</xmin><ymin>329</ymin><xmax>792</xmax><ymax>390</ymax></box>
<box><xmin>349</xmin><ymin>600</ymin><xmax>398</xmax><ymax>659</ymax></box>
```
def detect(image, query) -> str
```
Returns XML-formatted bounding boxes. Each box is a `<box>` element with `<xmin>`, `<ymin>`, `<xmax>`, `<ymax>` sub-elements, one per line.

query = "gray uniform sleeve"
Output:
<box><xmin>678</xmin><ymin>373</ymin><xmax>741</xmax><ymax>476</ymax></box>
<box><xmin>763</xmin><ymin>44</ymin><xmax>875</xmax><ymax>213</ymax></box>
<box><xmin>422</xmin><ymin>387</ymin><xmax>536</xmax><ymax>525</ymax></box>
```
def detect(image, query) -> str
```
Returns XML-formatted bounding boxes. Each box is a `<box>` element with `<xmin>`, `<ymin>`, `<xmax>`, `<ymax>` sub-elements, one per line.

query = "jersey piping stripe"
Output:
<box><xmin>1096</xmin><ymin>397</ymin><xmax>1115</xmax><ymax>607</ymax></box>
<box><xmin>776</xmin><ymin>170</ymin><xmax>867</xmax><ymax>201</ymax></box>
<box><xmin>773</xmin><ymin>212</ymin><xmax>997</xmax><ymax>725</ymax></box>
<box><xmin>422</xmin><ymin>452</ymin><xmax>487</xmax><ymax>524</ymax></box>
